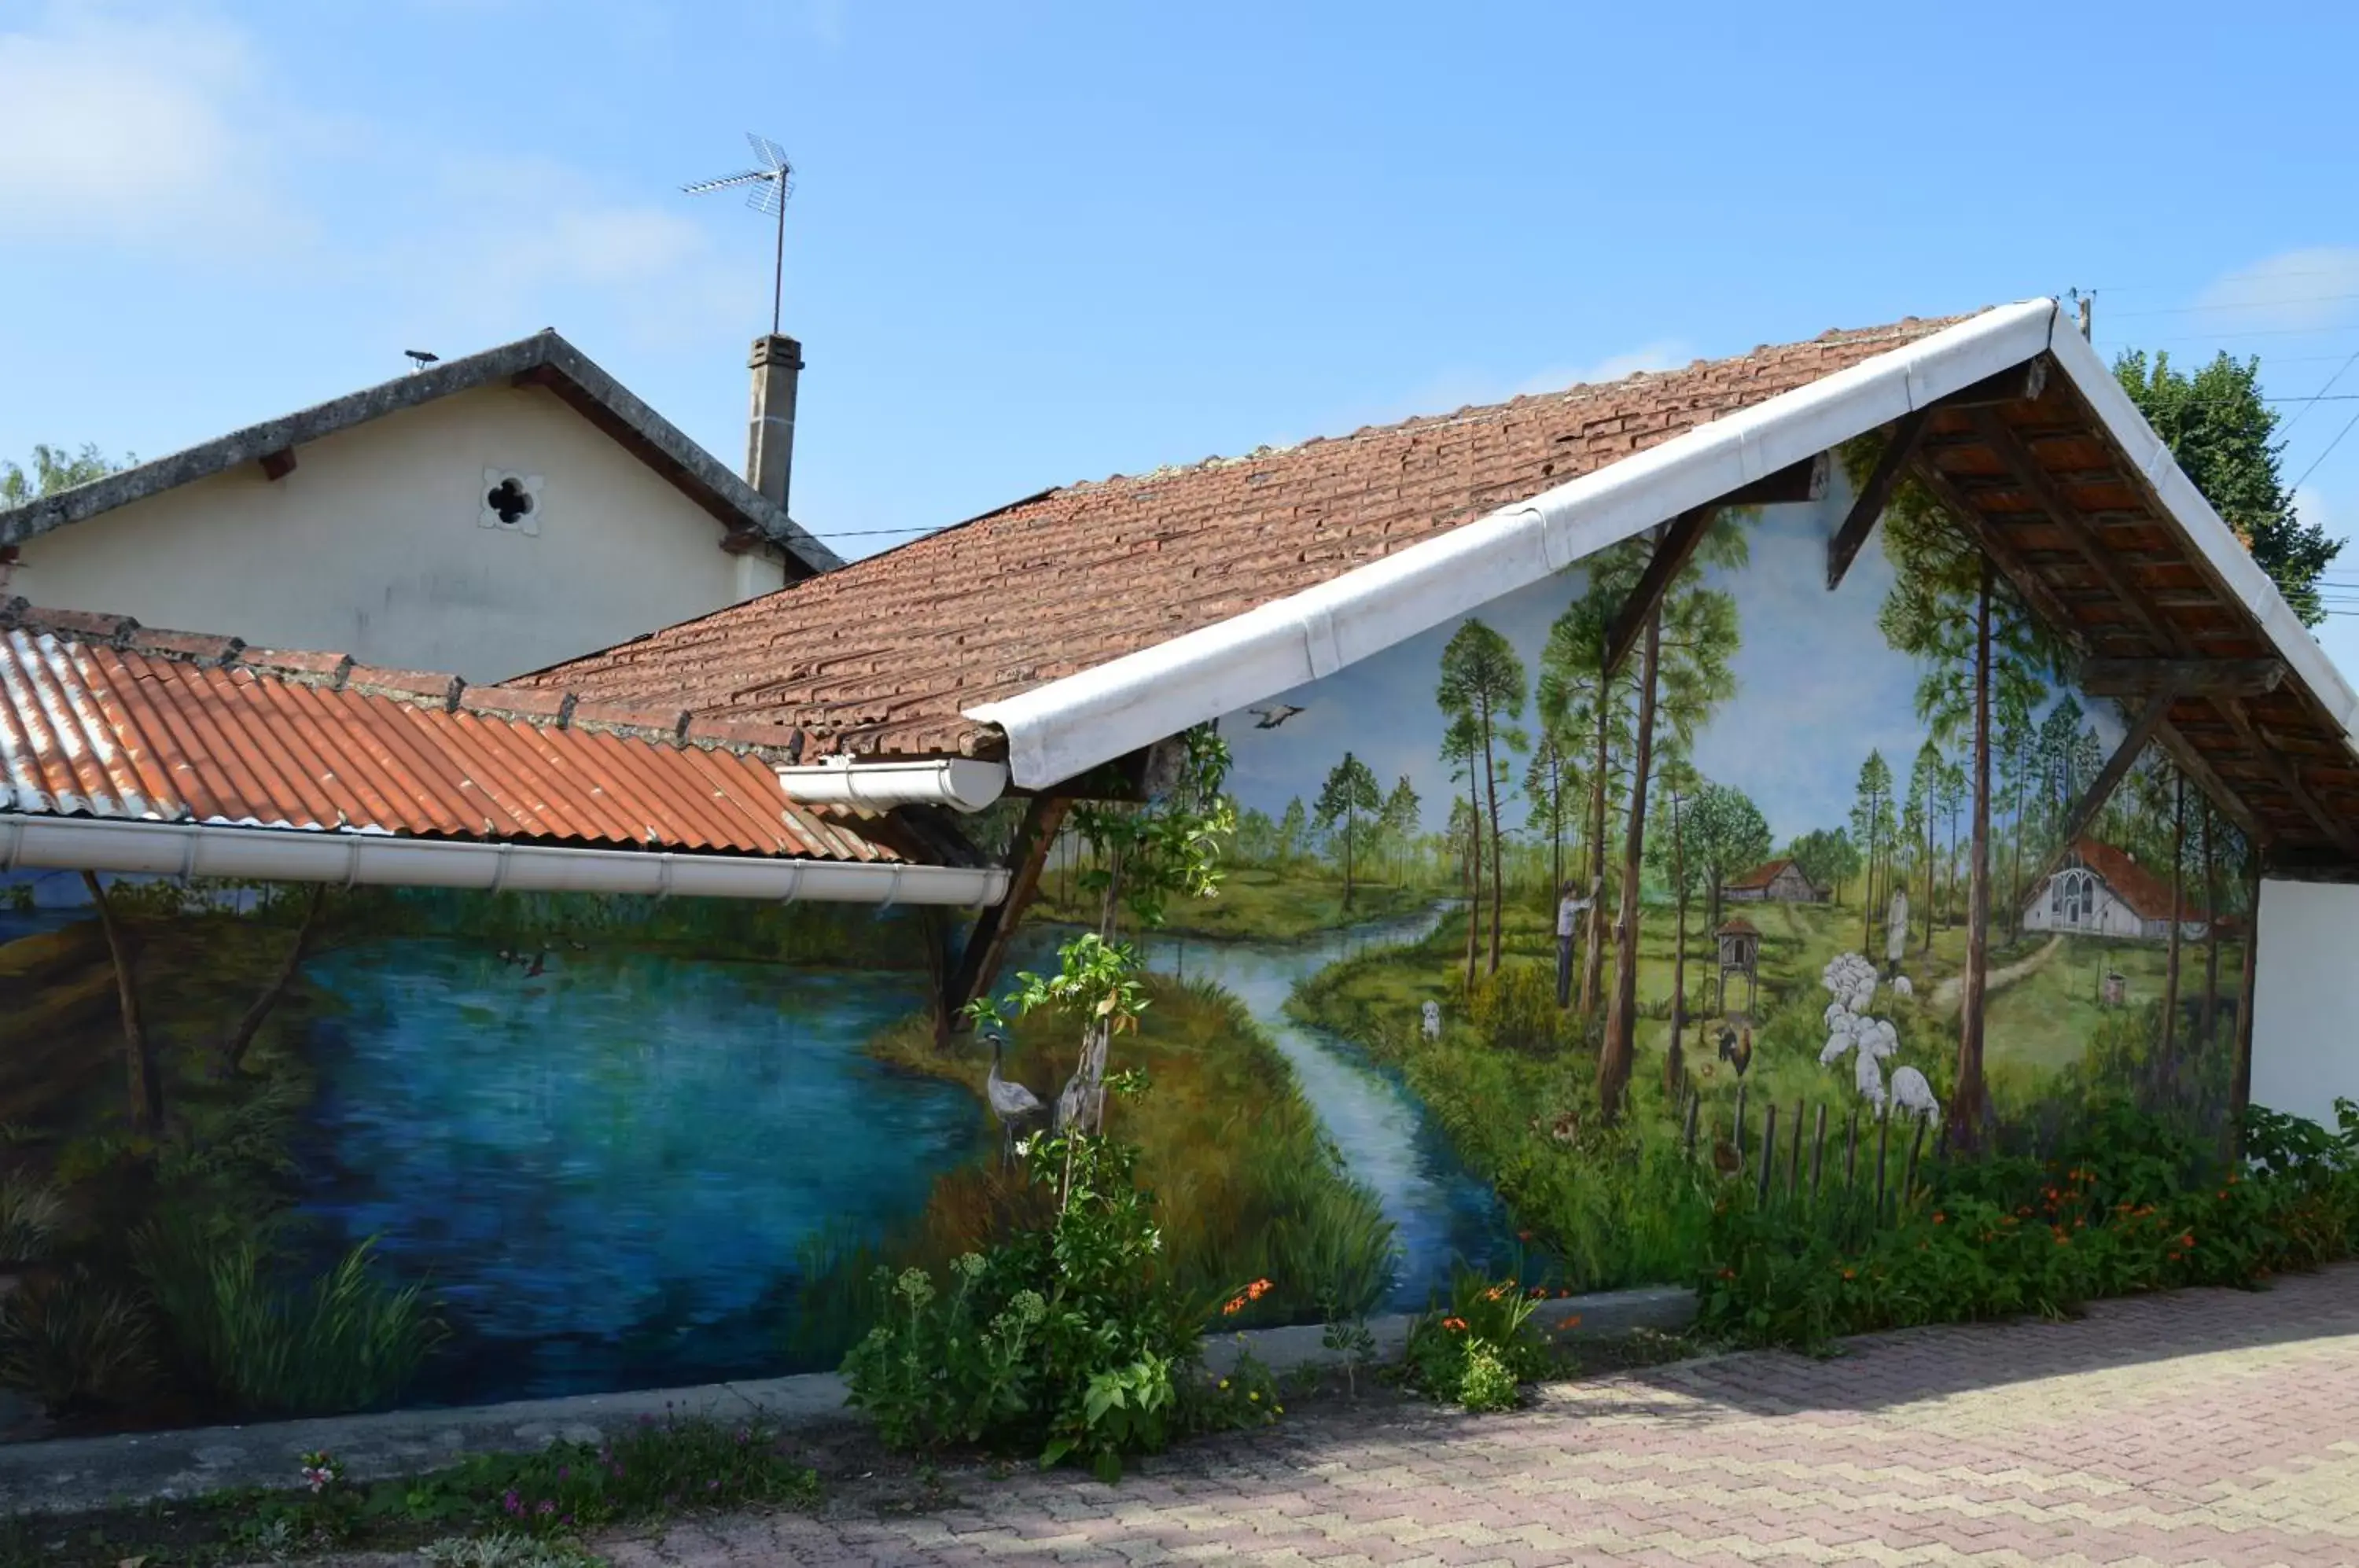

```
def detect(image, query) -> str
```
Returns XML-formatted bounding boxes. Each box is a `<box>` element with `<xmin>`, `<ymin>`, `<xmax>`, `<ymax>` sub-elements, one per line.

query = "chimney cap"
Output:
<box><xmin>750</xmin><ymin>333</ymin><xmax>804</xmax><ymax>368</ymax></box>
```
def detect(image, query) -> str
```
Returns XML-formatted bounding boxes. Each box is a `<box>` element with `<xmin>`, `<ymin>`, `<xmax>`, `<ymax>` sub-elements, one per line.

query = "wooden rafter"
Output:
<box><xmin>1827</xmin><ymin>410</ymin><xmax>1927</xmax><ymax>591</ymax></box>
<box><xmin>1967</xmin><ymin>407</ymin><xmax>2183</xmax><ymax>653</ymax></box>
<box><xmin>259</xmin><ymin>447</ymin><xmax>298</xmax><ymax>482</ymax></box>
<box><xmin>2213</xmin><ymin>698</ymin><xmax>2359</xmax><ymax>859</ymax></box>
<box><xmin>943</xmin><ymin>794</ymin><xmax>1072</xmax><ymax>1028</ymax></box>
<box><xmin>1603</xmin><ymin>507</ymin><xmax>1713</xmax><ymax>681</ymax></box>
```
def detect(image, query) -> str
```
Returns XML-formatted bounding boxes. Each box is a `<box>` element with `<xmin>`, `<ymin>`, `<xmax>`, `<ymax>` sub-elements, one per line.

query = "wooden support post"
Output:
<box><xmin>2232</xmin><ymin>855</ymin><xmax>2262</xmax><ymax>1149</ymax></box>
<box><xmin>1873</xmin><ymin>1117</ymin><xmax>1891</xmax><ymax>1220</ymax></box>
<box><xmin>1603</xmin><ymin>507</ymin><xmax>1714</xmax><ymax>680</ymax></box>
<box><xmin>1809</xmin><ymin>1103</ymin><xmax>1828</xmax><ymax>1205</ymax></box>
<box><xmin>942</xmin><ymin>795</ymin><xmax>1072</xmax><ymax>1028</ymax></box>
<box><xmin>1786</xmin><ymin>1098</ymin><xmax>1804</xmax><ymax>1202</ymax></box>
<box><xmin>1756</xmin><ymin>1102</ymin><xmax>1778</xmax><ymax>1207</ymax></box>
<box><xmin>1827</xmin><ymin>410</ymin><xmax>1927</xmax><ymax>591</ymax></box>
<box><xmin>1901</xmin><ymin>1119</ymin><xmax>1927</xmax><ymax>1212</ymax></box>
<box><xmin>1844</xmin><ymin>1108</ymin><xmax>1860</xmax><ymax>1191</ymax></box>
<box><xmin>1734</xmin><ymin>1082</ymin><xmax>1748</xmax><ymax>1166</ymax></box>
<box><xmin>1683</xmin><ymin>1091</ymin><xmax>1700</xmax><ymax>1159</ymax></box>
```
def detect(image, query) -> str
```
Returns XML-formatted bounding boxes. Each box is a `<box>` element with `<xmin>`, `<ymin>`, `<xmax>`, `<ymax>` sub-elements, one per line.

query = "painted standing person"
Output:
<box><xmin>1556</xmin><ymin>877</ymin><xmax>1598</xmax><ymax>1009</ymax></box>
<box><xmin>1885</xmin><ymin>885</ymin><xmax>1909</xmax><ymax>980</ymax></box>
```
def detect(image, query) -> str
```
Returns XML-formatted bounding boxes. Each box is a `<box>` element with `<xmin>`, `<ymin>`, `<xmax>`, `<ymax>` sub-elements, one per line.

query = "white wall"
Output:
<box><xmin>2250</xmin><ymin>877</ymin><xmax>2359</xmax><ymax>1132</ymax></box>
<box><xmin>7</xmin><ymin>385</ymin><xmax>787</xmax><ymax>683</ymax></box>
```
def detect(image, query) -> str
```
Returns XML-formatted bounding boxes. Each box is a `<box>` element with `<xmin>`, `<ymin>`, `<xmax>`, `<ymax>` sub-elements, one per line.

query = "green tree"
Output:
<box><xmin>1938</xmin><ymin>758</ymin><xmax>1967</xmax><ymax>927</ymax></box>
<box><xmin>1437</xmin><ymin>619</ymin><xmax>1529</xmax><ymax>975</ymax></box>
<box><xmin>1598</xmin><ymin>517</ymin><xmax>1748</xmax><ymax>1120</ymax></box>
<box><xmin>1522</xmin><ymin>723</ymin><xmax>1578</xmax><ymax>896</ymax></box>
<box><xmin>1687</xmin><ymin>781</ymin><xmax>1772</xmax><ymax>938</ymax></box>
<box><xmin>1643</xmin><ymin>752</ymin><xmax>1703</xmax><ymax>1093</ymax></box>
<box><xmin>1276</xmin><ymin>797</ymin><xmax>1309</xmax><ymax>870</ymax></box>
<box><xmin>1785</xmin><ymin>827</ymin><xmax>1860</xmax><ymax>906</ymax></box>
<box><xmin>1232</xmin><ymin>806</ymin><xmax>1279</xmax><ymax>867</ymax></box>
<box><xmin>1378</xmin><ymin>775</ymin><xmax>1422</xmax><ymax>885</ymax></box>
<box><xmin>1441</xmin><ymin>715</ymin><xmax>1485</xmax><ymax>985</ymax></box>
<box><xmin>1906</xmin><ymin>740</ymin><xmax>1945</xmax><ymax>953</ymax></box>
<box><xmin>2116</xmin><ymin>349</ymin><xmax>2339</xmax><ymax>625</ymax></box>
<box><xmin>0</xmin><ymin>442</ymin><xmax>127</xmax><ymax>509</ymax></box>
<box><xmin>1849</xmin><ymin>750</ymin><xmax>1895</xmax><ymax>952</ymax></box>
<box><xmin>1314</xmin><ymin>753</ymin><xmax>1383</xmax><ymax>911</ymax></box>
<box><xmin>1537</xmin><ymin>575</ymin><xmax>1636</xmax><ymax>1020</ymax></box>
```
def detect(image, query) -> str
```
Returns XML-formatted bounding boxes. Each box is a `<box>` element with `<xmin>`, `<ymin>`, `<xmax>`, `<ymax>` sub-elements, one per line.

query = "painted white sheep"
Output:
<box><xmin>1820</xmin><ymin>1031</ymin><xmax>1857</xmax><ymax>1066</ymax></box>
<box><xmin>1853</xmin><ymin>1049</ymin><xmax>1887</xmax><ymax>1115</ymax></box>
<box><xmin>1890</xmin><ymin>974</ymin><xmax>1914</xmax><ymax>999</ymax></box>
<box><xmin>1888</xmin><ymin>1066</ymin><xmax>1941</xmax><ymax>1126</ymax></box>
<box><xmin>1858</xmin><ymin>1018</ymin><xmax>1899</xmax><ymax>1061</ymax></box>
<box><xmin>1420</xmin><ymin>1000</ymin><xmax>1443</xmax><ymax>1042</ymax></box>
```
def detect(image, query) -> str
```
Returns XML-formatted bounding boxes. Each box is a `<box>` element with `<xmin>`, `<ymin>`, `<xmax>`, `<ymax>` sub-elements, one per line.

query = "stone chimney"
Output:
<box><xmin>746</xmin><ymin>333</ymin><xmax>803</xmax><ymax>513</ymax></box>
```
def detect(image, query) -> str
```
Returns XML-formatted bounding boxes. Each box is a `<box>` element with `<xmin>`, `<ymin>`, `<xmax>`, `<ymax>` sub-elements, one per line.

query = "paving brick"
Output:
<box><xmin>591</xmin><ymin>1268</ymin><xmax>2356</xmax><ymax>1568</ymax></box>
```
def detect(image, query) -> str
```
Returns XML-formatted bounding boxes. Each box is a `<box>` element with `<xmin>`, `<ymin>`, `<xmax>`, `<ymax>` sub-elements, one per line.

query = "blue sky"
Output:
<box><xmin>6</xmin><ymin>2</ymin><xmax>2359</xmax><ymax>669</ymax></box>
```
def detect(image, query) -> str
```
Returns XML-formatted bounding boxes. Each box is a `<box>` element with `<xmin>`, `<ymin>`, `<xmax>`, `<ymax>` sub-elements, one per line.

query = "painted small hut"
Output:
<box><xmin>1715</xmin><ymin>917</ymin><xmax>1761</xmax><ymax>1016</ymax></box>
<box><xmin>2023</xmin><ymin>839</ymin><xmax>2209</xmax><ymax>942</ymax></box>
<box><xmin>1722</xmin><ymin>857</ymin><xmax>1825</xmax><ymax>904</ymax></box>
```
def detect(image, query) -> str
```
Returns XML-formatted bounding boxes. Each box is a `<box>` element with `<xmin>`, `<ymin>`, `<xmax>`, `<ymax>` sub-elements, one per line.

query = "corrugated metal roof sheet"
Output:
<box><xmin>0</xmin><ymin>624</ymin><xmax>907</xmax><ymax>863</ymax></box>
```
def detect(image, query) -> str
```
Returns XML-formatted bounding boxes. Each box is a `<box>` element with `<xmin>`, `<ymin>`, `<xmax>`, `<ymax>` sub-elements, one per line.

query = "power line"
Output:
<box><xmin>2107</xmin><ymin>290</ymin><xmax>2359</xmax><ymax>320</ymax></box>
<box><xmin>2287</xmin><ymin>403</ymin><xmax>2359</xmax><ymax>493</ymax></box>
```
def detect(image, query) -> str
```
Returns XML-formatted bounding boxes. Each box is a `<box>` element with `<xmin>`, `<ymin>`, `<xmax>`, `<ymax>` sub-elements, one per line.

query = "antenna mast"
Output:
<box><xmin>683</xmin><ymin>132</ymin><xmax>796</xmax><ymax>334</ymax></box>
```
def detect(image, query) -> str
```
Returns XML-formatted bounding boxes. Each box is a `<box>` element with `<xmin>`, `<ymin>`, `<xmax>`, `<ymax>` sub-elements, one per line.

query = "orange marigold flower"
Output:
<box><xmin>1443</xmin><ymin>1316</ymin><xmax>1468</xmax><ymax>1333</ymax></box>
<box><xmin>1933</xmin><ymin>1213</ymin><xmax>1945</xmax><ymax>1224</ymax></box>
<box><xmin>2181</xmin><ymin>1233</ymin><xmax>2195</xmax><ymax>1248</ymax></box>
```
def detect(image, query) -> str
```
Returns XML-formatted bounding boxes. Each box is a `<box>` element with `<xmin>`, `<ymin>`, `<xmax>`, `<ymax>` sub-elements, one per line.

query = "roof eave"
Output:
<box><xmin>0</xmin><ymin>330</ymin><xmax>845</xmax><ymax>576</ymax></box>
<box><xmin>967</xmin><ymin>299</ymin><xmax>2062</xmax><ymax>790</ymax></box>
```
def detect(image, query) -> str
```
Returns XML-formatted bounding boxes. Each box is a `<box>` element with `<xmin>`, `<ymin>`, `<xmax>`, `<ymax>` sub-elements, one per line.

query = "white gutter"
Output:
<box><xmin>0</xmin><ymin>815</ymin><xmax>1008</xmax><ymax>907</ymax></box>
<box><xmin>775</xmin><ymin>756</ymin><xmax>1009</xmax><ymax>812</ymax></box>
<box><xmin>969</xmin><ymin>299</ymin><xmax>2063</xmax><ymax>789</ymax></box>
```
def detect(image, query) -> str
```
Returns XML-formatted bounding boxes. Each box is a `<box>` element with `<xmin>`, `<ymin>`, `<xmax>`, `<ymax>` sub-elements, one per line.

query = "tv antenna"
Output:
<box><xmin>683</xmin><ymin>132</ymin><xmax>796</xmax><ymax>335</ymax></box>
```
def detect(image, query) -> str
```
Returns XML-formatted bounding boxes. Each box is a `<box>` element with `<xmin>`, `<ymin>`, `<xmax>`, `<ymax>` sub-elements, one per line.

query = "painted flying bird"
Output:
<box><xmin>984</xmin><ymin>1030</ymin><xmax>1047</xmax><ymax>1166</ymax></box>
<box><xmin>1249</xmin><ymin>703</ymin><xmax>1305</xmax><ymax>730</ymax></box>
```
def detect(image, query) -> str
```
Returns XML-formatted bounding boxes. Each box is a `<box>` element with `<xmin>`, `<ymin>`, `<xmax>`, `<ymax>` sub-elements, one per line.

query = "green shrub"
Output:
<box><xmin>1697</xmin><ymin>1099</ymin><xmax>2359</xmax><ymax>1351</ymax></box>
<box><xmin>842</xmin><ymin>1127</ymin><xmax>1235</xmax><ymax>1480</ymax></box>
<box><xmin>137</xmin><ymin>1222</ymin><xmax>447</xmax><ymax>1417</ymax></box>
<box><xmin>1401</xmin><ymin>1265</ymin><xmax>1555</xmax><ymax>1409</ymax></box>
<box><xmin>0</xmin><ymin>1268</ymin><xmax>153</xmax><ymax>1414</ymax></box>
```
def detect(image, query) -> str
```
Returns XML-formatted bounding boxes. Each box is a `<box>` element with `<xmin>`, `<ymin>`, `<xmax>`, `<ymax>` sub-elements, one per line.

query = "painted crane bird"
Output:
<box><xmin>983</xmin><ymin>1029</ymin><xmax>1047</xmax><ymax>1166</ymax></box>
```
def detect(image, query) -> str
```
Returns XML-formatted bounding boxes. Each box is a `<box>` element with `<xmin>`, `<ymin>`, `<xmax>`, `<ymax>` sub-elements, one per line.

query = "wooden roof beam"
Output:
<box><xmin>2010</xmin><ymin>684</ymin><xmax>2178</xmax><ymax>914</ymax></box>
<box><xmin>2077</xmin><ymin>658</ymin><xmax>2286</xmax><ymax>700</ymax></box>
<box><xmin>1604</xmin><ymin>506</ymin><xmax>1714</xmax><ymax>680</ymax></box>
<box><xmin>1827</xmin><ymin>410</ymin><xmax>1927</xmax><ymax>591</ymax></box>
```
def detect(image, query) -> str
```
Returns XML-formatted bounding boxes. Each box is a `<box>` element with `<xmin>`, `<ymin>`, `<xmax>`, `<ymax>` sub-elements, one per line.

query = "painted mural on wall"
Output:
<box><xmin>0</xmin><ymin>484</ymin><xmax>2249</xmax><ymax>1441</ymax></box>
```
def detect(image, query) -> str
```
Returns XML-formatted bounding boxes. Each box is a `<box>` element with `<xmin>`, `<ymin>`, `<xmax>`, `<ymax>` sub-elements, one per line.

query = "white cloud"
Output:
<box><xmin>0</xmin><ymin>8</ymin><xmax>311</xmax><ymax>256</ymax></box>
<box><xmin>2194</xmin><ymin>247</ymin><xmax>2359</xmax><ymax>334</ymax></box>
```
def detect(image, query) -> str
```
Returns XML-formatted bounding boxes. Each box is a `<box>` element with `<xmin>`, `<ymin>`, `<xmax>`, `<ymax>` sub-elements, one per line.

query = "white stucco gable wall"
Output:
<box><xmin>2250</xmin><ymin>878</ymin><xmax>2359</xmax><ymax>1132</ymax></box>
<box><xmin>6</xmin><ymin>384</ymin><xmax>786</xmax><ymax>683</ymax></box>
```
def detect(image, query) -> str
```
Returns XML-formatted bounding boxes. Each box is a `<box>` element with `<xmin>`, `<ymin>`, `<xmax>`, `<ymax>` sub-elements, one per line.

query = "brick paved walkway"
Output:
<box><xmin>602</xmin><ymin>1266</ymin><xmax>2359</xmax><ymax>1567</ymax></box>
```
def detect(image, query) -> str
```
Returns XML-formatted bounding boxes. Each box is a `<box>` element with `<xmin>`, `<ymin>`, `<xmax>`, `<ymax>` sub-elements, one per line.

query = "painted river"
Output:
<box><xmin>300</xmin><ymin>911</ymin><xmax>1505</xmax><ymax>1402</ymax></box>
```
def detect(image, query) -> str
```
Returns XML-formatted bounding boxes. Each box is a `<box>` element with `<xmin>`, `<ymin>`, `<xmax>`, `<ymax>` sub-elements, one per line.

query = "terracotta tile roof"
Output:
<box><xmin>519</xmin><ymin>314</ymin><xmax>1971</xmax><ymax>760</ymax></box>
<box><xmin>0</xmin><ymin>604</ymin><xmax>922</xmax><ymax>864</ymax></box>
<box><xmin>1725</xmin><ymin>858</ymin><xmax>1798</xmax><ymax>891</ymax></box>
<box><xmin>2064</xmin><ymin>839</ymin><xmax>2205</xmax><ymax>924</ymax></box>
